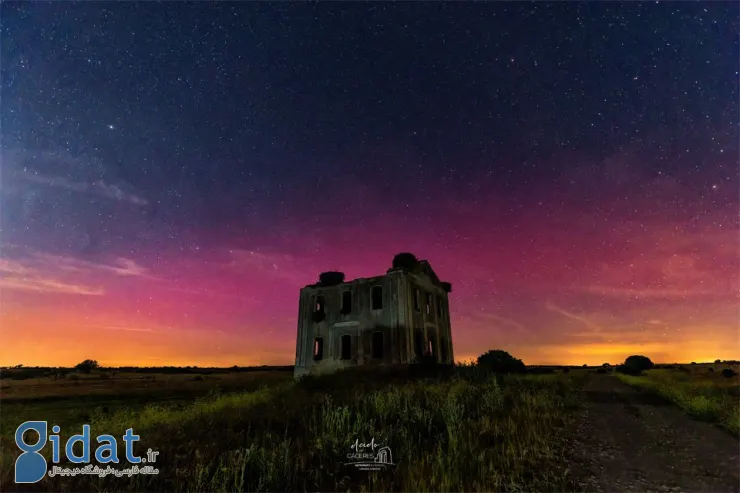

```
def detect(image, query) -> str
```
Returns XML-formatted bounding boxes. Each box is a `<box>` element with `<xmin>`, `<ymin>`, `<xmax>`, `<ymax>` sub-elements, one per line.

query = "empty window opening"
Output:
<box><xmin>440</xmin><ymin>337</ymin><xmax>448</xmax><ymax>363</ymax></box>
<box><xmin>426</xmin><ymin>293</ymin><xmax>432</xmax><ymax>316</ymax></box>
<box><xmin>436</xmin><ymin>296</ymin><xmax>443</xmax><ymax>318</ymax></box>
<box><xmin>413</xmin><ymin>289</ymin><xmax>420</xmax><ymax>311</ymax></box>
<box><xmin>313</xmin><ymin>337</ymin><xmax>324</xmax><ymax>361</ymax></box>
<box><xmin>371</xmin><ymin>286</ymin><xmax>383</xmax><ymax>310</ymax></box>
<box><xmin>428</xmin><ymin>338</ymin><xmax>436</xmax><ymax>358</ymax></box>
<box><xmin>315</xmin><ymin>296</ymin><xmax>325</xmax><ymax>313</ymax></box>
<box><xmin>372</xmin><ymin>331</ymin><xmax>384</xmax><ymax>359</ymax></box>
<box><xmin>341</xmin><ymin>291</ymin><xmax>352</xmax><ymax>315</ymax></box>
<box><xmin>313</xmin><ymin>295</ymin><xmax>326</xmax><ymax>322</ymax></box>
<box><xmin>414</xmin><ymin>329</ymin><xmax>424</xmax><ymax>359</ymax></box>
<box><xmin>340</xmin><ymin>334</ymin><xmax>352</xmax><ymax>360</ymax></box>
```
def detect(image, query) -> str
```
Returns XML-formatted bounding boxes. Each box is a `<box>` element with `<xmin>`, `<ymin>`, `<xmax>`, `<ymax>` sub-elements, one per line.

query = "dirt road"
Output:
<box><xmin>568</xmin><ymin>374</ymin><xmax>740</xmax><ymax>493</ymax></box>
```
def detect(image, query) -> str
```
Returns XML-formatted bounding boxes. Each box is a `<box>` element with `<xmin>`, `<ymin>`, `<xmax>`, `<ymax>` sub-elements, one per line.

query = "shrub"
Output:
<box><xmin>715</xmin><ymin>359</ymin><xmax>722</xmax><ymax>364</ymax></box>
<box><xmin>624</xmin><ymin>355</ymin><xmax>654</xmax><ymax>372</ymax></box>
<box><xmin>708</xmin><ymin>367</ymin><xmax>714</xmax><ymax>372</ymax></box>
<box><xmin>318</xmin><ymin>271</ymin><xmax>345</xmax><ymax>285</ymax></box>
<box><xmin>75</xmin><ymin>359</ymin><xmax>99</xmax><ymax>374</ymax></box>
<box><xmin>392</xmin><ymin>252</ymin><xmax>419</xmax><ymax>270</ymax></box>
<box><xmin>562</xmin><ymin>368</ymin><xmax>570</xmax><ymax>374</ymax></box>
<box><xmin>721</xmin><ymin>368</ymin><xmax>738</xmax><ymax>378</ymax></box>
<box><xmin>596</xmin><ymin>368</ymin><xmax>607</xmax><ymax>374</ymax></box>
<box><xmin>476</xmin><ymin>350</ymin><xmax>526</xmax><ymax>373</ymax></box>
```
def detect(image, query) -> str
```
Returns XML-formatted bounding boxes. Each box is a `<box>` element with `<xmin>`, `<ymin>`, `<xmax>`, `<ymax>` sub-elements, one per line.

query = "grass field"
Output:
<box><xmin>1</xmin><ymin>365</ymin><xmax>586</xmax><ymax>492</ymax></box>
<box><xmin>616</xmin><ymin>363</ymin><xmax>740</xmax><ymax>436</ymax></box>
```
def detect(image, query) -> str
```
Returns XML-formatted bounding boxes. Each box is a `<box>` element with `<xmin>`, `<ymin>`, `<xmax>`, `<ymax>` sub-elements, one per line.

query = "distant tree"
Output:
<box><xmin>721</xmin><ymin>368</ymin><xmax>738</xmax><ymax>378</ymax></box>
<box><xmin>74</xmin><ymin>359</ymin><xmax>99</xmax><ymax>374</ymax></box>
<box><xmin>714</xmin><ymin>359</ymin><xmax>722</xmax><ymax>364</ymax></box>
<box><xmin>476</xmin><ymin>350</ymin><xmax>526</xmax><ymax>373</ymax></box>
<box><xmin>624</xmin><ymin>355</ymin><xmax>654</xmax><ymax>372</ymax></box>
<box><xmin>690</xmin><ymin>361</ymin><xmax>697</xmax><ymax>365</ymax></box>
<box><xmin>602</xmin><ymin>363</ymin><xmax>611</xmax><ymax>367</ymax></box>
<box><xmin>582</xmin><ymin>364</ymin><xmax>588</xmax><ymax>367</ymax></box>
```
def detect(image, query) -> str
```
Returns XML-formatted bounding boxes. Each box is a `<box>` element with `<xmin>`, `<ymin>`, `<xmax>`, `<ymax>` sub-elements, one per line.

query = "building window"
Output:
<box><xmin>428</xmin><ymin>338</ymin><xmax>436</xmax><ymax>358</ymax></box>
<box><xmin>436</xmin><ymin>296</ymin><xmax>443</xmax><ymax>318</ymax></box>
<box><xmin>313</xmin><ymin>337</ymin><xmax>323</xmax><ymax>361</ymax></box>
<box><xmin>371</xmin><ymin>286</ymin><xmax>383</xmax><ymax>310</ymax></box>
<box><xmin>426</xmin><ymin>293</ymin><xmax>433</xmax><ymax>316</ymax></box>
<box><xmin>340</xmin><ymin>334</ymin><xmax>352</xmax><ymax>360</ymax></box>
<box><xmin>440</xmin><ymin>336</ymin><xmax>448</xmax><ymax>363</ymax></box>
<box><xmin>413</xmin><ymin>289</ymin><xmax>420</xmax><ymax>311</ymax></box>
<box><xmin>341</xmin><ymin>291</ymin><xmax>352</xmax><ymax>315</ymax></box>
<box><xmin>413</xmin><ymin>328</ymin><xmax>424</xmax><ymax>359</ymax></box>
<box><xmin>313</xmin><ymin>296</ymin><xmax>326</xmax><ymax>323</ymax></box>
<box><xmin>372</xmin><ymin>331</ymin><xmax>384</xmax><ymax>359</ymax></box>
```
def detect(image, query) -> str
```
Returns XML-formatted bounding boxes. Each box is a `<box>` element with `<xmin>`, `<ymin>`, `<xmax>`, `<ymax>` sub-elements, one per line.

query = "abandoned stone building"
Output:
<box><xmin>293</xmin><ymin>253</ymin><xmax>454</xmax><ymax>379</ymax></box>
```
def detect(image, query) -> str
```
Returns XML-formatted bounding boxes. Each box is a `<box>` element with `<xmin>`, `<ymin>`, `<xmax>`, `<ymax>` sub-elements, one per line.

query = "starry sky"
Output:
<box><xmin>1</xmin><ymin>2</ymin><xmax>738</xmax><ymax>367</ymax></box>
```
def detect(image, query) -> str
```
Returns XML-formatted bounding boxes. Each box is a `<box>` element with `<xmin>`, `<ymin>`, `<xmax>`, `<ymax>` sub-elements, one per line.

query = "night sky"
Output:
<box><xmin>2</xmin><ymin>2</ymin><xmax>738</xmax><ymax>367</ymax></box>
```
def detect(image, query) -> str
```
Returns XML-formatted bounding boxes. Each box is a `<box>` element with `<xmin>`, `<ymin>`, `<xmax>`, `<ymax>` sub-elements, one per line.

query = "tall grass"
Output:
<box><xmin>616</xmin><ymin>368</ymin><xmax>740</xmax><ymax>436</ymax></box>
<box><xmin>2</xmin><ymin>366</ymin><xmax>585</xmax><ymax>492</ymax></box>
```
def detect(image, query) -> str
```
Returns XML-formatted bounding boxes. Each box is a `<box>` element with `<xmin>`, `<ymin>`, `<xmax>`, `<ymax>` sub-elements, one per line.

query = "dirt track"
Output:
<box><xmin>568</xmin><ymin>374</ymin><xmax>740</xmax><ymax>493</ymax></box>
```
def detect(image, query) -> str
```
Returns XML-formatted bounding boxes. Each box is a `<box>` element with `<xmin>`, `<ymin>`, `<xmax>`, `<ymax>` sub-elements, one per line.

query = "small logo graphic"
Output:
<box><xmin>345</xmin><ymin>438</ymin><xmax>395</xmax><ymax>471</ymax></box>
<box><xmin>14</xmin><ymin>421</ymin><xmax>159</xmax><ymax>484</ymax></box>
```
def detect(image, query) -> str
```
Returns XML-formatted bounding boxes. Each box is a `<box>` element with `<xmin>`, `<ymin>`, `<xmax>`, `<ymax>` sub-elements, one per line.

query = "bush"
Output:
<box><xmin>392</xmin><ymin>252</ymin><xmax>418</xmax><ymax>270</ymax></box>
<box><xmin>476</xmin><ymin>350</ymin><xmax>526</xmax><ymax>374</ymax></box>
<box><xmin>596</xmin><ymin>368</ymin><xmax>607</xmax><ymax>374</ymax></box>
<box><xmin>562</xmin><ymin>368</ymin><xmax>570</xmax><ymax>373</ymax></box>
<box><xmin>75</xmin><ymin>359</ymin><xmax>99</xmax><ymax>374</ymax></box>
<box><xmin>721</xmin><ymin>368</ymin><xmax>738</xmax><ymax>378</ymax></box>
<box><xmin>624</xmin><ymin>355</ymin><xmax>654</xmax><ymax>372</ymax></box>
<box><xmin>318</xmin><ymin>271</ymin><xmax>345</xmax><ymax>285</ymax></box>
<box><xmin>708</xmin><ymin>367</ymin><xmax>714</xmax><ymax>372</ymax></box>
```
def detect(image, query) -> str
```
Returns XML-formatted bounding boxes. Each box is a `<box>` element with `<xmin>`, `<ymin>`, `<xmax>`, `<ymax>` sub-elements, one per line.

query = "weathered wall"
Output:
<box><xmin>402</xmin><ymin>272</ymin><xmax>452</xmax><ymax>364</ymax></box>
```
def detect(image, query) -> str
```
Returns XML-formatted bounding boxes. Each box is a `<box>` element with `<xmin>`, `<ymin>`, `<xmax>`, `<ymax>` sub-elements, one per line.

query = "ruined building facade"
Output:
<box><xmin>294</xmin><ymin>254</ymin><xmax>454</xmax><ymax>378</ymax></box>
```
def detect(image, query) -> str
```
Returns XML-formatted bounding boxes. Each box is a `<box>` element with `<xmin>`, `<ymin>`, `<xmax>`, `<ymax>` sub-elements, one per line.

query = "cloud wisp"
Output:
<box><xmin>22</xmin><ymin>172</ymin><xmax>148</xmax><ymax>206</ymax></box>
<box><xmin>0</xmin><ymin>251</ymin><xmax>155</xmax><ymax>296</ymax></box>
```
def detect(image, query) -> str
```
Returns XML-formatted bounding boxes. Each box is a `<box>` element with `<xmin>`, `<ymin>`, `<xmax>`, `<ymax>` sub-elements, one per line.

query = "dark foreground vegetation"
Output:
<box><xmin>615</xmin><ymin>360</ymin><xmax>740</xmax><ymax>437</ymax></box>
<box><xmin>2</xmin><ymin>352</ymin><xmax>737</xmax><ymax>492</ymax></box>
<box><xmin>1</xmin><ymin>361</ymin><xmax>586</xmax><ymax>492</ymax></box>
